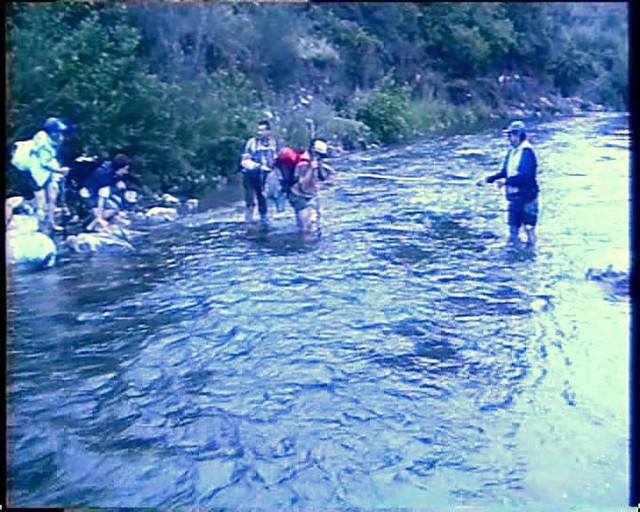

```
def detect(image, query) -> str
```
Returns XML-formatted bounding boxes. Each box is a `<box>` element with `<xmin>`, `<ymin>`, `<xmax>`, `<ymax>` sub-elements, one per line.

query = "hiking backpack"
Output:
<box><xmin>275</xmin><ymin>147</ymin><xmax>308</xmax><ymax>182</ymax></box>
<box><xmin>10</xmin><ymin>139</ymin><xmax>35</xmax><ymax>172</ymax></box>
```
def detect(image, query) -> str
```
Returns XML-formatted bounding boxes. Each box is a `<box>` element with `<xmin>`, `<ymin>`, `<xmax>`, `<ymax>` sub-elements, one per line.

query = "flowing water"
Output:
<box><xmin>6</xmin><ymin>113</ymin><xmax>630</xmax><ymax>509</ymax></box>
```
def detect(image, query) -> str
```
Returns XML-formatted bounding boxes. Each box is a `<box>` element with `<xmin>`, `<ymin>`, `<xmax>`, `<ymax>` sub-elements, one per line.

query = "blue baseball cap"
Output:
<box><xmin>43</xmin><ymin>117</ymin><xmax>69</xmax><ymax>134</ymax></box>
<box><xmin>503</xmin><ymin>120</ymin><xmax>526</xmax><ymax>134</ymax></box>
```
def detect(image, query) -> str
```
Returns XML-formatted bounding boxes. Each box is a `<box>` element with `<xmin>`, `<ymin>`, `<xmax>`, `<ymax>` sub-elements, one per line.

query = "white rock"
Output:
<box><xmin>7</xmin><ymin>231</ymin><xmax>56</xmax><ymax>268</ymax></box>
<box><xmin>67</xmin><ymin>231</ymin><xmax>133</xmax><ymax>253</ymax></box>
<box><xmin>5</xmin><ymin>196</ymin><xmax>24</xmax><ymax>213</ymax></box>
<box><xmin>7</xmin><ymin>213</ymin><xmax>38</xmax><ymax>234</ymax></box>
<box><xmin>161</xmin><ymin>193</ymin><xmax>180</xmax><ymax>205</ymax></box>
<box><xmin>146</xmin><ymin>207</ymin><xmax>178</xmax><ymax>221</ymax></box>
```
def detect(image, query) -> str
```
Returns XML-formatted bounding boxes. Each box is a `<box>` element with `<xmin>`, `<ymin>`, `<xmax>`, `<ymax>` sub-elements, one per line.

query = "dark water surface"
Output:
<box><xmin>7</xmin><ymin>113</ymin><xmax>630</xmax><ymax>508</ymax></box>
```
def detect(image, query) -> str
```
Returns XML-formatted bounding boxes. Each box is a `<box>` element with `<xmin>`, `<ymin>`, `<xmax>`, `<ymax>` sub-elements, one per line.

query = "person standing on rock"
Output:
<box><xmin>478</xmin><ymin>120</ymin><xmax>539</xmax><ymax>246</ymax></box>
<box><xmin>26</xmin><ymin>117</ymin><xmax>71</xmax><ymax>231</ymax></box>
<box><xmin>240</xmin><ymin>120</ymin><xmax>279</xmax><ymax>223</ymax></box>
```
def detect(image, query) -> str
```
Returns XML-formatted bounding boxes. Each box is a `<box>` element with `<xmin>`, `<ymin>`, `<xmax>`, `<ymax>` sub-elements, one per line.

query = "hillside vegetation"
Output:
<box><xmin>6</xmin><ymin>2</ymin><xmax>628</xmax><ymax>197</ymax></box>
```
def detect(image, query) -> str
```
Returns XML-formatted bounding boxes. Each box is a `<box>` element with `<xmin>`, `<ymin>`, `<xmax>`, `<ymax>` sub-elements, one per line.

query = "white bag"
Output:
<box><xmin>11</xmin><ymin>139</ymin><xmax>35</xmax><ymax>171</ymax></box>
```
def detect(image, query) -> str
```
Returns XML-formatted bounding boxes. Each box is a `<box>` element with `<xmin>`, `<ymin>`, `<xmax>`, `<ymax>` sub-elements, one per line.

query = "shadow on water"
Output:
<box><xmin>352</xmin><ymin>318</ymin><xmax>463</xmax><ymax>380</ymax></box>
<box><xmin>243</xmin><ymin>225</ymin><xmax>322</xmax><ymax>255</ymax></box>
<box><xmin>367</xmin><ymin>211</ymin><xmax>494</xmax><ymax>266</ymax></box>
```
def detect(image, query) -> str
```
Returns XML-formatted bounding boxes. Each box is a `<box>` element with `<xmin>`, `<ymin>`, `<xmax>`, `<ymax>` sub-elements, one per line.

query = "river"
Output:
<box><xmin>6</xmin><ymin>112</ymin><xmax>630</xmax><ymax>508</ymax></box>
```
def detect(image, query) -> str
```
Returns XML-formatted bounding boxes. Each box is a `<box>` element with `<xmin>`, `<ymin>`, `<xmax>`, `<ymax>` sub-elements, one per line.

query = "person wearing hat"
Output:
<box><xmin>478</xmin><ymin>120</ymin><xmax>539</xmax><ymax>246</ymax></box>
<box><xmin>28</xmin><ymin>117</ymin><xmax>71</xmax><ymax>231</ymax></box>
<box><xmin>288</xmin><ymin>138</ymin><xmax>335</xmax><ymax>234</ymax></box>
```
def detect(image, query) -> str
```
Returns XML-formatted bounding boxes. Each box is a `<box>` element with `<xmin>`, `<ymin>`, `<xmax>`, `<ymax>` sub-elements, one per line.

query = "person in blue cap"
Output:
<box><xmin>478</xmin><ymin>120</ymin><xmax>539</xmax><ymax>246</ymax></box>
<box><xmin>28</xmin><ymin>117</ymin><xmax>71</xmax><ymax>231</ymax></box>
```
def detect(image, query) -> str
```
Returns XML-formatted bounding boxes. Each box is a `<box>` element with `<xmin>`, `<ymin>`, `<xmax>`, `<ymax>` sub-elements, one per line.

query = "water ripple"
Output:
<box><xmin>6</xmin><ymin>113</ymin><xmax>629</xmax><ymax>508</ymax></box>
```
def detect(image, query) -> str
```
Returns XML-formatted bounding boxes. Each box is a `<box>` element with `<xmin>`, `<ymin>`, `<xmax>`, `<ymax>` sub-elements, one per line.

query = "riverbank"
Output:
<box><xmin>4</xmin><ymin>90</ymin><xmax>615</xmax><ymax>231</ymax></box>
<box><xmin>137</xmin><ymin>86</ymin><xmax>613</xmax><ymax>210</ymax></box>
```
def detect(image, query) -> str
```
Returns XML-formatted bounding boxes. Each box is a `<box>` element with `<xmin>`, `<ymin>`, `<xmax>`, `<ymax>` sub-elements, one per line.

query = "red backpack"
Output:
<box><xmin>275</xmin><ymin>147</ymin><xmax>309</xmax><ymax>180</ymax></box>
<box><xmin>275</xmin><ymin>147</ymin><xmax>305</xmax><ymax>168</ymax></box>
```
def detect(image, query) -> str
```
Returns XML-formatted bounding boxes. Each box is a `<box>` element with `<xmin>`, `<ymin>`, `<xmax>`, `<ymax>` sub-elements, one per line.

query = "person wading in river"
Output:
<box><xmin>478</xmin><ymin>120</ymin><xmax>539</xmax><ymax>246</ymax></box>
<box><xmin>288</xmin><ymin>139</ymin><xmax>334</xmax><ymax>234</ymax></box>
<box><xmin>240</xmin><ymin>120</ymin><xmax>279</xmax><ymax>223</ymax></box>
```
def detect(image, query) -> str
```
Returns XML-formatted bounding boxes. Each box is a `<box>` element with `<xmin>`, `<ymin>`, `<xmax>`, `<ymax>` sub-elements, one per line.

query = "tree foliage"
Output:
<box><xmin>6</xmin><ymin>2</ymin><xmax>628</xmax><ymax>195</ymax></box>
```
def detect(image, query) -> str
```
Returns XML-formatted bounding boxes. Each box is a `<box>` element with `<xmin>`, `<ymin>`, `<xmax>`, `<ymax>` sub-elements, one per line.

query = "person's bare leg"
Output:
<box><xmin>524</xmin><ymin>225</ymin><xmax>536</xmax><ymax>247</ymax></box>
<box><xmin>33</xmin><ymin>189</ymin><xmax>47</xmax><ymax>223</ymax></box>
<box><xmin>299</xmin><ymin>208</ymin><xmax>313</xmax><ymax>234</ymax></box>
<box><xmin>47</xmin><ymin>181</ymin><xmax>63</xmax><ymax>231</ymax></box>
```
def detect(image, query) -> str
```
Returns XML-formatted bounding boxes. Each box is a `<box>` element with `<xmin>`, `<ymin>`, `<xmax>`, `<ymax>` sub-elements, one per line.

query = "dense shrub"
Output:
<box><xmin>6</xmin><ymin>2</ymin><xmax>628</xmax><ymax>197</ymax></box>
<box><xmin>354</xmin><ymin>84</ymin><xmax>413</xmax><ymax>145</ymax></box>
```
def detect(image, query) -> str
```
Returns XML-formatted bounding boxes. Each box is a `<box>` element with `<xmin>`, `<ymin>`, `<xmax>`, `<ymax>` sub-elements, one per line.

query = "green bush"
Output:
<box><xmin>354</xmin><ymin>85</ymin><xmax>413</xmax><ymax>145</ymax></box>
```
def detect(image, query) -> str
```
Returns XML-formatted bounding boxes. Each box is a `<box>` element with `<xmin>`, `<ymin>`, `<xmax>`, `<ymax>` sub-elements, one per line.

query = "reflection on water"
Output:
<box><xmin>7</xmin><ymin>113</ymin><xmax>629</xmax><ymax>508</ymax></box>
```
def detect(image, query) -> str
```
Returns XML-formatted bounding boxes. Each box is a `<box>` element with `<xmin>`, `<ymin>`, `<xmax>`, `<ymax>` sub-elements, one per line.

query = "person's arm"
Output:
<box><xmin>32</xmin><ymin>133</ymin><xmax>62</xmax><ymax>174</ymax></box>
<box><xmin>272</xmin><ymin>138</ymin><xmax>282</xmax><ymax>165</ymax></box>
<box><xmin>317</xmin><ymin>161</ymin><xmax>335</xmax><ymax>181</ymax></box>
<box><xmin>265</xmin><ymin>138</ymin><xmax>278</xmax><ymax>169</ymax></box>
<box><xmin>294</xmin><ymin>161</ymin><xmax>312</xmax><ymax>187</ymax></box>
<box><xmin>486</xmin><ymin>169</ymin><xmax>506</xmax><ymax>183</ymax></box>
<box><xmin>240</xmin><ymin>138</ymin><xmax>261</xmax><ymax>171</ymax></box>
<box><xmin>505</xmin><ymin>148</ymin><xmax>537</xmax><ymax>187</ymax></box>
<box><xmin>486</xmin><ymin>152</ymin><xmax>509</xmax><ymax>183</ymax></box>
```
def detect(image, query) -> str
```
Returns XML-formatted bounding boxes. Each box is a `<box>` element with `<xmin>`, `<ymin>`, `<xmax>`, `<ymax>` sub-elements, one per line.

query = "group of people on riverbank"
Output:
<box><xmin>9</xmin><ymin>117</ymin><xmax>135</xmax><ymax>234</ymax></box>
<box><xmin>240</xmin><ymin>119</ymin><xmax>335</xmax><ymax>234</ymax></box>
<box><xmin>6</xmin><ymin>117</ymin><xmax>138</xmax><ymax>267</ymax></box>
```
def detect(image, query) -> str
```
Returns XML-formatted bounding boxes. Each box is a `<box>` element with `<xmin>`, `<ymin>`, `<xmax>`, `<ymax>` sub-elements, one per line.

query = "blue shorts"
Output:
<box><xmin>508</xmin><ymin>198</ymin><xmax>538</xmax><ymax>228</ymax></box>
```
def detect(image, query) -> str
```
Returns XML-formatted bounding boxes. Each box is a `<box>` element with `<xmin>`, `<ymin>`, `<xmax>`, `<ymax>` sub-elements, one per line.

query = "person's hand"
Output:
<box><xmin>116</xmin><ymin>180</ymin><xmax>126</xmax><ymax>190</ymax></box>
<box><xmin>323</xmin><ymin>163</ymin><xmax>335</xmax><ymax>174</ymax></box>
<box><xmin>261</xmin><ymin>164</ymin><xmax>271</xmax><ymax>172</ymax></box>
<box><xmin>79</xmin><ymin>187</ymin><xmax>90</xmax><ymax>199</ymax></box>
